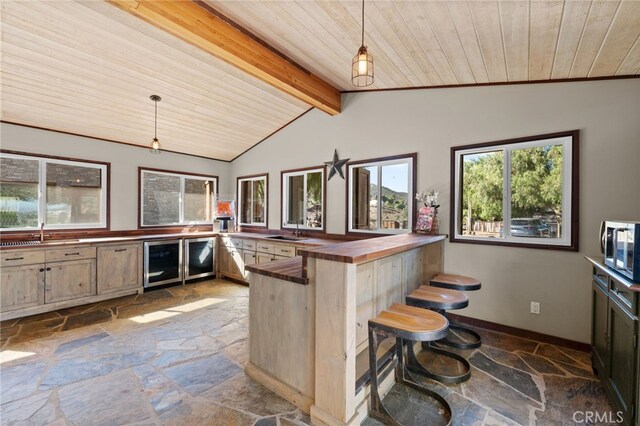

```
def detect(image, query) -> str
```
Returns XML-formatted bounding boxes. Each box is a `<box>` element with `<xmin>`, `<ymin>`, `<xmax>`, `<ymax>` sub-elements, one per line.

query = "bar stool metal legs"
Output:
<box><xmin>368</xmin><ymin>319</ymin><xmax>452</xmax><ymax>426</ymax></box>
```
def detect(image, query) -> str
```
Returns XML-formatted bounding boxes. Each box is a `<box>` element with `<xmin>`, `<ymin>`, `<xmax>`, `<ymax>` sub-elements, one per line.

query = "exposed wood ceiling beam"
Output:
<box><xmin>106</xmin><ymin>0</ymin><xmax>341</xmax><ymax>115</ymax></box>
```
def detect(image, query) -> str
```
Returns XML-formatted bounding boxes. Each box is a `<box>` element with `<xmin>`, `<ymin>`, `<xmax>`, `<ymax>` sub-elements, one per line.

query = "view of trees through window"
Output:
<box><xmin>461</xmin><ymin>144</ymin><xmax>564</xmax><ymax>239</ymax></box>
<box><xmin>284</xmin><ymin>170</ymin><xmax>323</xmax><ymax>229</ymax></box>
<box><xmin>0</xmin><ymin>154</ymin><xmax>107</xmax><ymax>229</ymax></box>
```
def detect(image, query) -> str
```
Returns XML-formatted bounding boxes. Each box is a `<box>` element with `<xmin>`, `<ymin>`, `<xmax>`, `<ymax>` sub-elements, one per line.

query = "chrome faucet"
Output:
<box><xmin>33</xmin><ymin>223</ymin><xmax>50</xmax><ymax>243</ymax></box>
<box><xmin>294</xmin><ymin>222</ymin><xmax>302</xmax><ymax>238</ymax></box>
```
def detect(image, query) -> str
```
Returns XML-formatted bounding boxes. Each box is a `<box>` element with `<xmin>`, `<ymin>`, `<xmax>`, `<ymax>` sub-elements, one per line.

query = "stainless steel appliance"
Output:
<box><xmin>603</xmin><ymin>221</ymin><xmax>640</xmax><ymax>282</ymax></box>
<box><xmin>144</xmin><ymin>239</ymin><xmax>183</xmax><ymax>288</ymax></box>
<box><xmin>184</xmin><ymin>237</ymin><xmax>216</xmax><ymax>281</ymax></box>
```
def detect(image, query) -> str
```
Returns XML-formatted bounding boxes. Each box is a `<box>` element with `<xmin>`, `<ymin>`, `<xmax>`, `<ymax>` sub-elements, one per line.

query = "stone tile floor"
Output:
<box><xmin>0</xmin><ymin>279</ymin><xmax>612</xmax><ymax>425</ymax></box>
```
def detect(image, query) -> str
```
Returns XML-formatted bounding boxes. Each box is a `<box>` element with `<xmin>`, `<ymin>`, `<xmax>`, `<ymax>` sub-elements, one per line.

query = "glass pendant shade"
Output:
<box><xmin>352</xmin><ymin>46</ymin><xmax>374</xmax><ymax>87</ymax></box>
<box><xmin>150</xmin><ymin>138</ymin><xmax>161</xmax><ymax>154</ymax></box>
<box><xmin>149</xmin><ymin>94</ymin><xmax>162</xmax><ymax>154</ymax></box>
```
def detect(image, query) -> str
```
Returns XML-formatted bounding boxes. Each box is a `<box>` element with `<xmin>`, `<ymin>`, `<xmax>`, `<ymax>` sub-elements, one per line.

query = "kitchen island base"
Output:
<box><xmin>246</xmin><ymin>234</ymin><xmax>446</xmax><ymax>426</ymax></box>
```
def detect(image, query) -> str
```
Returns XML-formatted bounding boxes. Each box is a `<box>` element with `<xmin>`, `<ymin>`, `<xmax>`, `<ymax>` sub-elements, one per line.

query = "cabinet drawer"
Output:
<box><xmin>1</xmin><ymin>250</ymin><xmax>45</xmax><ymax>267</ymax></box>
<box><xmin>592</xmin><ymin>266</ymin><xmax>609</xmax><ymax>290</ymax></box>
<box><xmin>610</xmin><ymin>277</ymin><xmax>637</xmax><ymax>315</ymax></box>
<box><xmin>221</xmin><ymin>237</ymin><xmax>243</xmax><ymax>248</ymax></box>
<box><xmin>46</xmin><ymin>246</ymin><xmax>96</xmax><ymax>263</ymax></box>
<box><xmin>242</xmin><ymin>239</ymin><xmax>257</xmax><ymax>251</ymax></box>
<box><xmin>256</xmin><ymin>242</ymin><xmax>274</xmax><ymax>254</ymax></box>
<box><xmin>275</xmin><ymin>245</ymin><xmax>295</xmax><ymax>257</ymax></box>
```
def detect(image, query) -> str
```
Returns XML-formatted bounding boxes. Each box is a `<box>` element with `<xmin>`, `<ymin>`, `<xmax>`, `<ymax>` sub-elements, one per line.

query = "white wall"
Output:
<box><xmin>0</xmin><ymin>123</ymin><xmax>232</xmax><ymax>230</ymax></box>
<box><xmin>231</xmin><ymin>79</ymin><xmax>640</xmax><ymax>342</ymax></box>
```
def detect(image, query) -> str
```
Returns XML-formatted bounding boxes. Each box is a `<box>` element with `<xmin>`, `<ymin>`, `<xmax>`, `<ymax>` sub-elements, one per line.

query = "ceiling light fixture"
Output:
<box><xmin>149</xmin><ymin>94</ymin><xmax>162</xmax><ymax>154</ymax></box>
<box><xmin>352</xmin><ymin>0</ymin><xmax>374</xmax><ymax>87</ymax></box>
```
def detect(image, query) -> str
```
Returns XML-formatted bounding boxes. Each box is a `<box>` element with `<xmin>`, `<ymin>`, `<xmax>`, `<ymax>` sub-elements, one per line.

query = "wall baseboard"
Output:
<box><xmin>447</xmin><ymin>313</ymin><xmax>591</xmax><ymax>353</ymax></box>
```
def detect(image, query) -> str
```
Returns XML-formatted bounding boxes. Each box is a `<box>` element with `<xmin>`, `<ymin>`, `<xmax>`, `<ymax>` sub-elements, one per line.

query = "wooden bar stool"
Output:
<box><xmin>429</xmin><ymin>273</ymin><xmax>482</xmax><ymax>349</ymax></box>
<box><xmin>368</xmin><ymin>304</ymin><xmax>452</xmax><ymax>426</ymax></box>
<box><xmin>404</xmin><ymin>288</ymin><xmax>472</xmax><ymax>384</ymax></box>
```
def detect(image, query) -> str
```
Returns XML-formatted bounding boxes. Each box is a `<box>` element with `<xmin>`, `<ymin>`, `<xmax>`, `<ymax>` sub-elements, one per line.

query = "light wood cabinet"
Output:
<box><xmin>219</xmin><ymin>245</ymin><xmax>245</xmax><ymax>281</ymax></box>
<box><xmin>97</xmin><ymin>243</ymin><xmax>142</xmax><ymax>294</ymax></box>
<box><xmin>257</xmin><ymin>253</ymin><xmax>275</xmax><ymax>263</ymax></box>
<box><xmin>0</xmin><ymin>264</ymin><xmax>44</xmax><ymax>312</ymax></box>
<box><xmin>45</xmin><ymin>259</ymin><xmax>96</xmax><ymax>304</ymax></box>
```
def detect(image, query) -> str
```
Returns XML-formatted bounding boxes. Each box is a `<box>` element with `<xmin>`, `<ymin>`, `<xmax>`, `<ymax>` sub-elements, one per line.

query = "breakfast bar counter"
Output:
<box><xmin>245</xmin><ymin>233</ymin><xmax>446</xmax><ymax>426</ymax></box>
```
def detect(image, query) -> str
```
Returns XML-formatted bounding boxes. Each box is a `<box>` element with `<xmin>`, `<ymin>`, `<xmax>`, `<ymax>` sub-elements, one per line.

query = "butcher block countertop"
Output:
<box><xmin>297</xmin><ymin>233</ymin><xmax>447</xmax><ymax>264</ymax></box>
<box><xmin>245</xmin><ymin>257</ymin><xmax>308</xmax><ymax>285</ymax></box>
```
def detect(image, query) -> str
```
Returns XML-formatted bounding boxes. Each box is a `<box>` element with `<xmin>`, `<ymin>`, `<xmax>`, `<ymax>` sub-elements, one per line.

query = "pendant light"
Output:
<box><xmin>351</xmin><ymin>0</ymin><xmax>374</xmax><ymax>87</ymax></box>
<box><xmin>149</xmin><ymin>94</ymin><xmax>162</xmax><ymax>154</ymax></box>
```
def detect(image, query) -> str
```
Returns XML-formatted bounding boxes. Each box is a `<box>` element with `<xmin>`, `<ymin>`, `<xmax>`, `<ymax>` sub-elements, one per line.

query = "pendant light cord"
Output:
<box><xmin>361</xmin><ymin>0</ymin><xmax>365</xmax><ymax>47</ymax></box>
<box><xmin>154</xmin><ymin>99</ymin><xmax>158</xmax><ymax>140</ymax></box>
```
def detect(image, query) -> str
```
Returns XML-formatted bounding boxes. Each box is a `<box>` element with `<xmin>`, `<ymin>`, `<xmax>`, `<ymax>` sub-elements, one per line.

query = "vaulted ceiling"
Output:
<box><xmin>1</xmin><ymin>1</ymin><xmax>639</xmax><ymax>161</ymax></box>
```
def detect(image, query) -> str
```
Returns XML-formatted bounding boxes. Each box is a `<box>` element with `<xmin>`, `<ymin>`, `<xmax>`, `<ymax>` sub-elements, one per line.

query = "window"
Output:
<box><xmin>282</xmin><ymin>167</ymin><xmax>324</xmax><ymax>230</ymax></box>
<box><xmin>347</xmin><ymin>154</ymin><xmax>416</xmax><ymax>234</ymax></box>
<box><xmin>451</xmin><ymin>131</ymin><xmax>578</xmax><ymax>250</ymax></box>
<box><xmin>140</xmin><ymin>168</ymin><xmax>217</xmax><ymax>227</ymax></box>
<box><xmin>237</xmin><ymin>174</ymin><xmax>267</xmax><ymax>227</ymax></box>
<box><xmin>0</xmin><ymin>152</ymin><xmax>108</xmax><ymax>230</ymax></box>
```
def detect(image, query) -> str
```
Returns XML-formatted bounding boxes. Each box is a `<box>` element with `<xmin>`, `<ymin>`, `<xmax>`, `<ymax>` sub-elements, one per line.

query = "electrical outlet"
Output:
<box><xmin>530</xmin><ymin>301</ymin><xmax>540</xmax><ymax>315</ymax></box>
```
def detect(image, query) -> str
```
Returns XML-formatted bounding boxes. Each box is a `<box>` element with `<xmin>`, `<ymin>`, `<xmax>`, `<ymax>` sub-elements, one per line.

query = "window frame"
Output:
<box><xmin>281</xmin><ymin>166</ymin><xmax>326</xmax><ymax>232</ymax></box>
<box><xmin>0</xmin><ymin>150</ymin><xmax>110</xmax><ymax>232</ymax></box>
<box><xmin>236</xmin><ymin>173</ymin><xmax>268</xmax><ymax>228</ymax></box>
<box><xmin>450</xmin><ymin>130</ymin><xmax>579</xmax><ymax>251</ymax></box>
<box><xmin>346</xmin><ymin>153</ymin><xmax>417</xmax><ymax>236</ymax></box>
<box><xmin>138</xmin><ymin>167</ymin><xmax>218</xmax><ymax>229</ymax></box>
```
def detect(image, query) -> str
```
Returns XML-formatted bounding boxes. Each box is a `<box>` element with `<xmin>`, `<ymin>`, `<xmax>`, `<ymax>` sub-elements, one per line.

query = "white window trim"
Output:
<box><xmin>0</xmin><ymin>153</ymin><xmax>108</xmax><ymax>231</ymax></box>
<box><xmin>140</xmin><ymin>169</ymin><xmax>217</xmax><ymax>227</ymax></box>
<box><xmin>237</xmin><ymin>175</ymin><xmax>267</xmax><ymax>227</ymax></box>
<box><xmin>282</xmin><ymin>168</ymin><xmax>325</xmax><ymax>231</ymax></box>
<box><xmin>347</xmin><ymin>157</ymin><xmax>414</xmax><ymax>235</ymax></box>
<box><xmin>453</xmin><ymin>135</ymin><xmax>573</xmax><ymax>247</ymax></box>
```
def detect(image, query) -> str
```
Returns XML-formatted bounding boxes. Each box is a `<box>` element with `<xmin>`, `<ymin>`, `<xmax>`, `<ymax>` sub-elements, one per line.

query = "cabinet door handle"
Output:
<box><xmin>39</xmin><ymin>268</ymin><xmax>45</xmax><ymax>272</ymax></box>
<box><xmin>46</xmin><ymin>267</ymin><xmax>51</xmax><ymax>271</ymax></box>
<box><xmin>115</xmin><ymin>249</ymin><xmax>127</xmax><ymax>252</ymax></box>
<box><xmin>6</xmin><ymin>257</ymin><xmax>24</xmax><ymax>261</ymax></box>
<box><xmin>65</xmin><ymin>252</ymin><xmax>81</xmax><ymax>256</ymax></box>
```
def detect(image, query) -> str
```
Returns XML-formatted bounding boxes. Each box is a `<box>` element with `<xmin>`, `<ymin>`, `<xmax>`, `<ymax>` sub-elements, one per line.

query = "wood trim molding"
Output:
<box><xmin>0</xmin><ymin>121</ymin><xmax>230</xmax><ymax>163</ymax></box>
<box><xmin>344</xmin><ymin>153</ymin><xmax>418</xmax><ymax>237</ymax></box>
<box><xmin>236</xmin><ymin>173</ymin><xmax>269</xmax><ymax>230</ymax></box>
<box><xmin>280</xmin><ymin>165</ymin><xmax>327</xmax><ymax>233</ymax></box>
<box><xmin>0</xmin><ymin>149</ymin><xmax>111</xmax><ymax>233</ymax></box>
<box><xmin>138</xmin><ymin>166</ymin><xmax>219</xmax><ymax>230</ymax></box>
<box><xmin>341</xmin><ymin>74</ymin><xmax>640</xmax><ymax>94</ymax></box>
<box><xmin>449</xmin><ymin>130</ymin><xmax>579</xmax><ymax>251</ymax></box>
<box><xmin>446</xmin><ymin>312</ymin><xmax>591</xmax><ymax>353</ymax></box>
<box><xmin>106</xmin><ymin>1</ymin><xmax>341</xmax><ymax>115</ymax></box>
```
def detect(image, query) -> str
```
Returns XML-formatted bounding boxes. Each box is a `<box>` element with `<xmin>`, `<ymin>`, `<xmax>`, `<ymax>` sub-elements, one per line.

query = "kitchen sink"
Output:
<box><xmin>266</xmin><ymin>235</ymin><xmax>307</xmax><ymax>241</ymax></box>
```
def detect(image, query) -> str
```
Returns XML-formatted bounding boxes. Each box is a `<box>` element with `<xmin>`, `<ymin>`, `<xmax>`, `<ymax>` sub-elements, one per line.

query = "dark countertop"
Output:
<box><xmin>585</xmin><ymin>256</ymin><xmax>640</xmax><ymax>291</ymax></box>
<box><xmin>0</xmin><ymin>231</ymin><xmax>344</xmax><ymax>251</ymax></box>
<box><xmin>298</xmin><ymin>233</ymin><xmax>446</xmax><ymax>264</ymax></box>
<box><xmin>245</xmin><ymin>257</ymin><xmax>308</xmax><ymax>285</ymax></box>
<box><xmin>0</xmin><ymin>232</ymin><xmax>220</xmax><ymax>251</ymax></box>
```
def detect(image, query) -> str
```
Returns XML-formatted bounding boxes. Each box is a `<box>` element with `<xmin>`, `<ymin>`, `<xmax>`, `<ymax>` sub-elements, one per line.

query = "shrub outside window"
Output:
<box><xmin>237</xmin><ymin>174</ymin><xmax>267</xmax><ymax>227</ymax></box>
<box><xmin>282</xmin><ymin>167</ymin><xmax>324</xmax><ymax>230</ymax></box>
<box><xmin>140</xmin><ymin>168</ymin><xmax>217</xmax><ymax>227</ymax></box>
<box><xmin>451</xmin><ymin>131</ymin><xmax>578</xmax><ymax>250</ymax></box>
<box><xmin>0</xmin><ymin>152</ymin><xmax>108</xmax><ymax>230</ymax></box>
<box><xmin>347</xmin><ymin>154</ymin><xmax>415</xmax><ymax>234</ymax></box>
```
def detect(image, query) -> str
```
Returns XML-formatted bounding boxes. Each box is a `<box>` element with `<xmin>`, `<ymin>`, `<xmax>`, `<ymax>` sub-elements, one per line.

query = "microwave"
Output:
<box><xmin>602</xmin><ymin>221</ymin><xmax>640</xmax><ymax>282</ymax></box>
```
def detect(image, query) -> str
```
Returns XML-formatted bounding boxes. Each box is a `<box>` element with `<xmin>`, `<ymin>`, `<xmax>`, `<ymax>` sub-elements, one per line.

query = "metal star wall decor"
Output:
<box><xmin>325</xmin><ymin>149</ymin><xmax>349</xmax><ymax>180</ymax></box>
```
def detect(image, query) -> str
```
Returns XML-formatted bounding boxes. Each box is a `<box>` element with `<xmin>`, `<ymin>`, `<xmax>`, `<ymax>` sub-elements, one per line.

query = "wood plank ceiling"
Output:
<box><xmin>1</xmin><ymin>1</ymin><xmax>639</xmax><ymax>160</ymax></box>
<box><xmin>208</xmin><ymin>0</ymin><xmax>640</xmax><ymax>91</ymax></box>
<box><xmin>0</xmin><ymin>0</ymin><xmax>309</xmax><ymax>161</ymax></box>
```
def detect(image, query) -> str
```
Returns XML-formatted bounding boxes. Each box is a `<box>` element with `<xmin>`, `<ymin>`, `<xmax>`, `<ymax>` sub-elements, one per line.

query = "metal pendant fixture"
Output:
<box><xmin>351</xmin><ymin>0</ymin><xmax>374</xmax><ymax>87</ymax></box>
<box><xmin>149</xmin><ymin>94</ymin><xmax>162</xmax><ymax>154</ymax></box>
